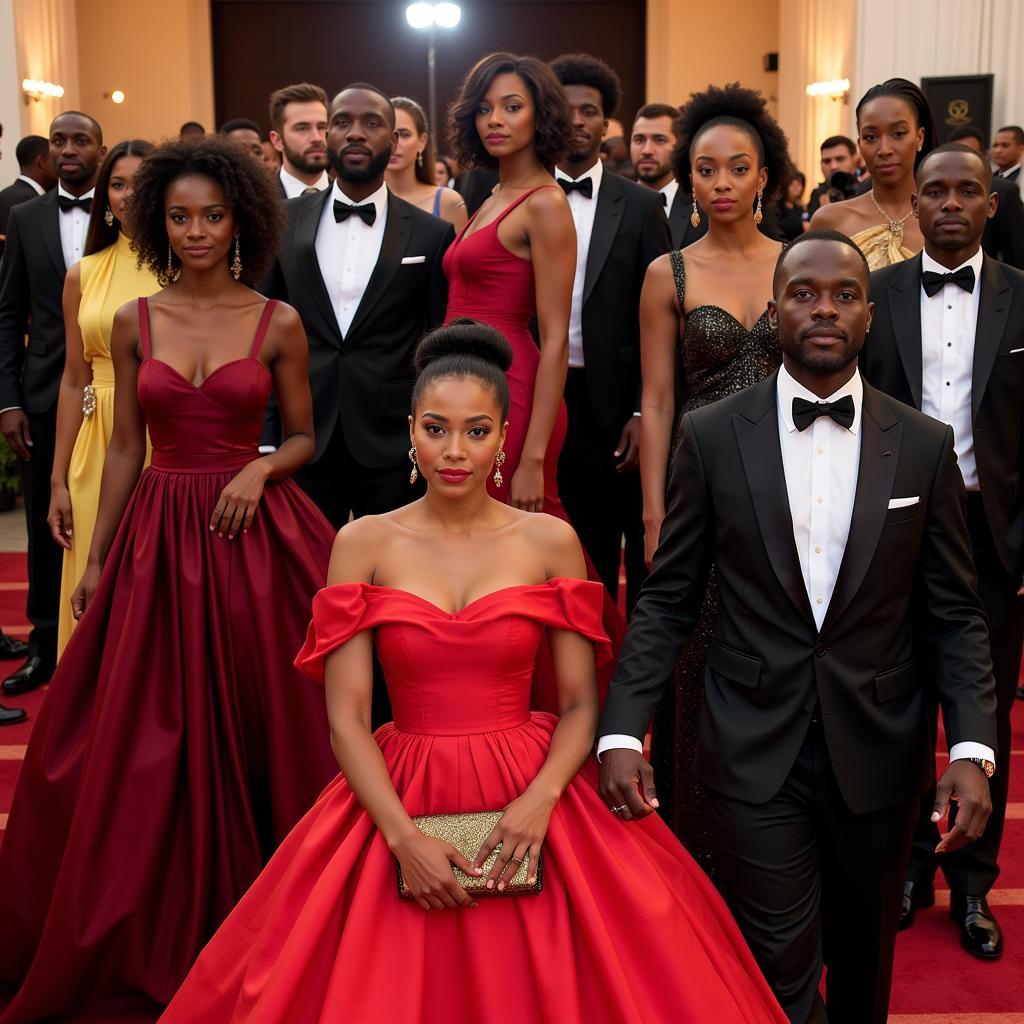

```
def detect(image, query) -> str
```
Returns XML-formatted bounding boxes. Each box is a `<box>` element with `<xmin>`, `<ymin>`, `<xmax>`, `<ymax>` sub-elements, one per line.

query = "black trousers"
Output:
<box><xmin>19</xmin><ymin>407</ymin><xmax>61</xmax><ymax>671</ymax></box>
<box><xmin>709</xmin><ymin>718</ymin><xmax>916</xmax><ymax>1024</ymax></box>
<box><xmin>557</xmin><ymin>369</ymin><xmax>646</xmax><ymax>612</ymax></box>
<box><xmin>906</xmin><ymin>490</ymin><xmax>1024</xmax><ymax>896</ymax></box>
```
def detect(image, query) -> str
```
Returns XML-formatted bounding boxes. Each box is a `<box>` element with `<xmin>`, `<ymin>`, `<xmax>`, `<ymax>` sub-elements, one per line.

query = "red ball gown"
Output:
<box><xmin>0</xmin><ymin>299</ymin><xmax>338</xmax><ymax>1023</ymax></box>
<box><xmin>160</xmin><ymin>578</ymin><xmax>786</xmax><ymax>1023</ymax></box>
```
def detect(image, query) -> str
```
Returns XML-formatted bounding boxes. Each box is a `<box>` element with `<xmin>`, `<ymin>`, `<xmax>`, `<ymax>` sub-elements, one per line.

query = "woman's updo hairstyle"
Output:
<box><xmin>670</xmin><ymin>82</ymin><xmax>792</xmax><ymax>200</ymax></box>
<box><xmin>855</xmin><ymin>78</ymin><xmax>936</xmax><ymax>168</ymax></box>
<box><xmin>412</xmin><ymin>318</ymin><xmax>513</xmax><ymax>420</ymax></box>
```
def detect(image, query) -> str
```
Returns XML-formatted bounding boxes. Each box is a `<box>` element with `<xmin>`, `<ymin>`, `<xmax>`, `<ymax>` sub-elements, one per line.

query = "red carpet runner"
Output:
<box><xmin>0</xmin><ymin>550</ymin><xmax>1021</xmax><ymax>1021</ymax></box>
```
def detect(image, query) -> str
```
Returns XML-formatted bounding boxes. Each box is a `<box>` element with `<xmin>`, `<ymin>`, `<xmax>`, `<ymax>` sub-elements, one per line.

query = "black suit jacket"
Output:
<box><xmin>667</xmin><ymin>190</ymin><xmax>707</xmax><ymax>249</ymax></box>
<box><xmin>0</xmin><ymin>178</ymin><xmax>40</xmax><ymax>261</ymax></box>
<box><xmin>264</xmin><ymin>189</ymin><xmax>454</xmax><ymax>466</ymax></box>
<box><xmin>984</xmin><ymin>175</ymin><xmax>1024</xmax><ymax>269</ymax></box>
<box><xmin>0</xmin><ymin>189</ymin><xmax>66</xmax><ymax>413</ymax></box>
<box><xmin>861</xmin><ymin>252</ymin><xmax>1024</xmax><ymax>578</ymax></box>
<box><xmin>578</xmin><ymin>173</ymin><xmax>671</xmax><ymax>437</ymax></box>
<box><xmin>453</xmin><ymin>168</ymin><xmax>500</xmax><ymax>217</ymax></box>
<box><xmin>600</xmin><ymin>373</ymin><xmax>997</xmax><ymax>814</ymax></box>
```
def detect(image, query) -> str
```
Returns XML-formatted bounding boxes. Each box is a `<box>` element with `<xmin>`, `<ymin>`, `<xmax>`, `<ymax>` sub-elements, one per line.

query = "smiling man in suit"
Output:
<box><xmin>264</xmin><ymin>84</ymin><xmax>453</xmax><ymax>528</ymax></box>
<box><xmin>861</xmin><ymin>142</ymin><xmax>1024</xmax><ymax>960</ymax></box>
<box><xmin>599</xmin><ymin>229</ymin><xmax>997</xmax><ymax>1023</ymax></box>
<box><xmin>549</xmin><ymin>54</ymin><xmax>671</xmax><ymax>610</ymax></box>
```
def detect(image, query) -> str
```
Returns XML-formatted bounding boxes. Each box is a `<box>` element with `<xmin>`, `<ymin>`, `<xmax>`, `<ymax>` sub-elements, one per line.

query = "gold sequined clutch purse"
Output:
<box><xmin>397</xmin><ymin>810</ymin><xmax>544</xmax><ymax>899</ymax></box>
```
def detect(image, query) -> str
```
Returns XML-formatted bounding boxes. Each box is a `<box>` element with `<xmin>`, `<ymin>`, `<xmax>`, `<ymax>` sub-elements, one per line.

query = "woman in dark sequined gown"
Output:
<box><xmin>635</xmin><ymin>84</ymin><xmax>791</xmax><ymax>879</ymax></box>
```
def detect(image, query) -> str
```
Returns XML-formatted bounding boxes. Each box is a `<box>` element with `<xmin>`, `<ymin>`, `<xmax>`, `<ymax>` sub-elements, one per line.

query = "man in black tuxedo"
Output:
<box><xmin>630</xmin><ymin>103</ymin><xmax>707</xmax><ymax>249</ymax></box>
<box><xmin>991</xmin><ymin>125</ymin><xmax>1023</xmax><ymax>190</ymax></box>
<box><xmin>268</xmin><ymin>82</ymin><xmax>330</xmax><ymax>200</ymax></box>
<box><xmin>264</xmin><ymin>83</ymin><xmax>453</xmax><ymax>528</ymax></box>
<box><xmin>947</xmin><ymin>125</ymin><xmax>1024</xmax><ymax>270</ymax></box>
<box><xmin>0</xmin><ymin>112</ymin><xmax>104</xmax><ymax>697</ymax></box>
<box><xmin>548</xmin><ymin>54</ymin><xmax>671</xmax><ymax>611</ymax></box>
<box><xmin>861</xmin><ymin>143</ymin><xmax>1024</xmax><ymax>960</ymax></box>
<box><xmin>452</xmin><ymin>167</ymin><xmax>499</xmax><ymax>217</ymax></box>
<box><xmin>0</xmin><ymin>135</ymin><xmax>57</xmax><ymax>261</ymax></box>
<box><xmin>599</xmin><ymin>230</ymin><xmax>997</xmax><ymax>1023</ymax></box>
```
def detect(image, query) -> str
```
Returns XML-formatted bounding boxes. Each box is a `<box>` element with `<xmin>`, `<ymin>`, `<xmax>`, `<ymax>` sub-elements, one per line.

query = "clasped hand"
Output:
<box><xmin>598</xmin><ymin>748</ymin><xmax>659</xmax><ymax>821</ymax></box>
<box><xmin>210</xmin><ymin>461</ymin><xmax>269</xmax><ymax>539</ymax></box>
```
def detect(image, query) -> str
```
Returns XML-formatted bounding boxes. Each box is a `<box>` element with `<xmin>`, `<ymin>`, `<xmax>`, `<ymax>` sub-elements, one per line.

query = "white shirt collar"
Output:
<box><xmin>555</xmin><ymin>159</ymin><xmax>603</xmax><ymax>194</ymax></box>
<box><xmin>57</xmin><ymin>183</ymin><xmax>95</xmax><ymax>202</ymax></box>
<box><xmin>279</xmin><ymin>165</ymin><xmax>329</xmax><ymax>198</ymax></box>
<box><xmin>920</xmin><ymin>246</ymin><xmax>984</xmax><ymax>292</ymax></box>
<box><xmin>16</xmin><ymin>175</ymin><xmax>45</xmax><ymax>196</ymax></box>
<box><xmin>659</xmin><ymin>179</ymin><xmax>679</xmax><ymax>201</ymax></box>
<box><xmin>777</xmin><ymin>363</ymin><xmax>863</xmax><ymax>435</ymax></box>
<box><xmin>330</xmin><ymin>179</ymin><xmax>388</xmax><ymax>218</ymax></box>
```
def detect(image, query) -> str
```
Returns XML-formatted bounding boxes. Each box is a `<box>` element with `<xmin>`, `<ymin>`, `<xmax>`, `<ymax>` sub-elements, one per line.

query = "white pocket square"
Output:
<box><xmin>401</xmin><ymin>255</ymin><xmax>426</xmax><ymax>265</ymax></box>
<box><xmin>1009</xmin><ymin>347</ymin><xmax>1024</xmax><ymax>355</ymax></box>
<box><xmin>888</xmin><ymin>496</ymin><xmax>920</xmax><ymax>509</ymax></box>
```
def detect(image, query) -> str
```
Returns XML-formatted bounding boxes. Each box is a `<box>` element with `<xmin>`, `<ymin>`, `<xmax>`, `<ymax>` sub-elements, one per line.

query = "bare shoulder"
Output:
<box><xmin>522</xmin><ymin>512</ymin><xmax>586</xmax><ymax>577</ymax></box>
<box><xmin>112</xmin><ymin>296</ymin><xmax>143</xmax><ymax>332</ymax></box>
<box><xmin>327</xmin><ymin>514</ymin><xmax>395</xmax><ymax>584</ymax></box>
<box><xmin>810</xmin><ymin>194</ymin><xmax>871</xmax><ymax>233</ymax></box>
<box><xmin>265</xmin><ymin>298</ymin><xmax>302</xmax><ymax>333</ymax></box>
<box><xmin>440</xmin><ymin>188</ymin><xmax>466</xmax><ymax>214</ymax></box>
<box><xmin>525</xmin><ymin>183</ymin><xmax>571</xmax><ymax>217</ymax></box>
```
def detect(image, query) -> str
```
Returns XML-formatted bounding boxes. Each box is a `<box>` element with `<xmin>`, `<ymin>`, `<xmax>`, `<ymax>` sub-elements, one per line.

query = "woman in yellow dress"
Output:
<box><xmin>48</xmin><ymin>139</ymin><xmax>159</xmax><ymax>655</ymax></box>
<box><xmin>812</xmin><ymin>78</ymin><xmax>935</xmax><ymax>269</ymax></box>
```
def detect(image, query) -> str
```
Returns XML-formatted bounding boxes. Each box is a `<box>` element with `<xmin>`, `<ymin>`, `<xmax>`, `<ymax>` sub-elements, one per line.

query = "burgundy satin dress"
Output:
<box><xmin>0</xmin><ymin>299</ymin><xmax>338</xmax><ymax>1023</ymax></box>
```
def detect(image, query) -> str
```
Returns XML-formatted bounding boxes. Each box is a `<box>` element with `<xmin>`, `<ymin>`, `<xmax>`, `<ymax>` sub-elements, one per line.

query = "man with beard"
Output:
<box><xmin>548</xmin><ymin>53</ymin><xmax>670</xmax><ymax>611</ymax></box>
<box><xmin>599</xmin><ymin>229</ymin><xmax>997</xmax><ymax>1022</ymax></box>
<box><xmin>264</xmin><ymin>83</ymin><xmax>454</xmax><ymax>527</ymax></box>
<box><xmin>0</xmin><ymin>111</ymin><xmax>105</xmax><ymax>697</ymax></box>
<box><xmin>631</xmin><ymin>102</ymin><xmax>706</xmax><ymax>248</ymax></box>
<box><xmin>268</xmin><ymin>83</ymin><xmax>330</xmax><ymax>198</ymax></box>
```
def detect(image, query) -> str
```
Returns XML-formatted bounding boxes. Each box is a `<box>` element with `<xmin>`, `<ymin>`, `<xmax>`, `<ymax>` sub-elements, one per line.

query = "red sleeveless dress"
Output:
<box><xmin>160</xmin><ymin>579</ymin><xmax>785</xmax><ymax>1024</ymax></box>
<box><xmin>0</xmin><ymin>299</ymin><xmax>338</xmax><ymax>1023</ymax></box>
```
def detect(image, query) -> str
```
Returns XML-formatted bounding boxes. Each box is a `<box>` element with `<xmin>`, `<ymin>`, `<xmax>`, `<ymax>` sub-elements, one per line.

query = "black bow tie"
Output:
<box><xmin>792</xmin><ymin>395</ymin><xmax>856</xmax><ymax>432</ymax></box>
<box><xmin>660</xmin><ymin>192</ymin><xmax>668</xmax><ymax>206</ymax></box>
<box><xmin>333</xmin><ymin>200</ymin><xmax>376</xmax><ymax>226</ymax></box>
<box><xmin>558</xmin><ymin>177</ymin><xmax>593</xmax><ymax>199</ymax></box>
<box><xmin>57</xmin><ymin>195</ymin><xmax>92</xmax><ymax>214</ymax></box>
<box><xmin>921</xmin><ymin>266</ymin><xmax>975</xmax><ymax>297</ymax></box>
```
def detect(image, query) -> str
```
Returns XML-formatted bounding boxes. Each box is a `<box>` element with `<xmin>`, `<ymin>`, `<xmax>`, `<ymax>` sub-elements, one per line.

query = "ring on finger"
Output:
<box><xmin>509</xmin><ymin>855</ymin><xmax>523</xmax><ymax>864</ymax></box>
<box><xmin>610</xmin><ymin>804</ymin><xmax>628</xmax><ymax>814</ymax></box>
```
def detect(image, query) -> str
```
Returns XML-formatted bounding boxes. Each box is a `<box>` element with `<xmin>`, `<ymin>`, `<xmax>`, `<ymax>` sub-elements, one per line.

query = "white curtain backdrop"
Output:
<box><xmin>12</xmin><ymin>0</ymin><xmax>80</xmax><ymax>136</ymax></box>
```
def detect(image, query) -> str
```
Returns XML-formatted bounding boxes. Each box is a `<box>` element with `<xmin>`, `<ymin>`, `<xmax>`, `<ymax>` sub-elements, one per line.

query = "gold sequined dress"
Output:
<box><xmin>652</xmin><ymin>250</ymin><xmax>781</xmax><ymax>880</ymax></box>
<box><xmin>849</xmin><ymin>222</ymin><xmax>915</xmax><ymax>271</ymax></box>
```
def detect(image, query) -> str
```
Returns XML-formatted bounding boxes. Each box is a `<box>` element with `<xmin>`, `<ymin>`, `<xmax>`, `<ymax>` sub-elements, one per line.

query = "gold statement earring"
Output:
<box><xmin>104</xmin><ymin>208</ymin><xmax>114</xmax><ymax>226</ymax></box>
<box><xmin>231</xmin><ymin>238</ymin><xmax>242</xmax><ymax>281</ymax></box>
<box><xmin>408</xmin><ymin>446</ymin><xmax>419</xmax><ymax>485</ymax></box>
<box><xmin>493</xmin><ymin>448</ymin><xmax>506</xmax><ymax>488</ymax></box>
<box><xmin>753</xmin><ymin>186</ymin><xmax>764</xmax><ymax>225</ymax></box>
<box><xmin>166</xmin><ymin>243</ymin><xmax>179</xmax><ymax>283</ymax></box>
<box><xmin>690</xmin><ymin>197</ymin><xmax>700</xmax><ymax>229</ymax></box>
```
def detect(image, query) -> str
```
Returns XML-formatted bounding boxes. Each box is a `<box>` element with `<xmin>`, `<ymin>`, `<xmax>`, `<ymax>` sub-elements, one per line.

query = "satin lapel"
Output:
<box><xmin>39</xmin><ymin>191</ymin><xmax>66</xmax><ymax>278</ymax></box>
<box><xmin>345</xmin><ymin>194</ymin><xmax>410</xmax><ymax>342</ymax></box>
<box><xmin>295</xmin><ymin>192</ymin><xmax>342</xmax><ymax>345</ymax></box>
<box><xmin>819</xmin><ymin>384</ymin><xmax>902</xmax><ymax>635</ymax></box>
<box><xmin>971</xmin><ymin>256</ymin><xmax>1012</xmax><ymax>422</ymax></box>
<box><xmin>733</xmin><ymin>375</ymin><xmax>816</xmax><ymax>629</ymax></box>
<box><xmin>582</xmin><ymin>176</ymin><xmax>622</xmax><ymax>305</ymax></box>
<box><xmin>888</xmin><ymin>253</ymin><xmax>923</xmax><ymax>408</ymax></box>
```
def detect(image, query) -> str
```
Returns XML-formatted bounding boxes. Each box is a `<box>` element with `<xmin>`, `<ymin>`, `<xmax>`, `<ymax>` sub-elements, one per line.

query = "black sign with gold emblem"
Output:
<box><xmin>922</xmin><ymin>74</ymin><xmax>994</xmax><ymax>145</ymax></box>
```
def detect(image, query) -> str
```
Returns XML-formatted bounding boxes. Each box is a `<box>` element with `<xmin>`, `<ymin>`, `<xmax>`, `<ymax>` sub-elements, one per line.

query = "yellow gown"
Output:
<box><xmin>850</xmin><ymin>222</ymin><xmax>916</xmax><ymax>271</ymax></box>
<box><xmin>57</xmin><ymin>233</ymin><xmax>160</xmax><ymax>656</ymax></box>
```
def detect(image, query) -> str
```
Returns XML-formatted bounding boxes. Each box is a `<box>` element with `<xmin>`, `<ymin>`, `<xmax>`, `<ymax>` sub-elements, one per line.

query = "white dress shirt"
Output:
<box><xmin>920</xmin><ymin>248</ymin><xmax>983</xmax><ymax>490</ymax></box>
<box><xmin>659</xmin><ymin>179</ymin><xmax>679</xmax><ymax>218</ymax></box>
<box><xmin>998</xmin><ymin>162</ymin><xmax>1024</xmax><ymax>200</ymax></box>
<box><xmin>57</xmin><ymin>184</ymin><xmax>94</xmax><ymax>270</ymax></box>
<box><xmin>555</xmin><ymin>160</ymin><xmax>603</xmax><ymax>369</ymax></box>
<box><xmin>598</xmin><ymin>365</ymin><xmax>993</xmax><ymax>766</ymax></box>
<box><xmin>315</xmin><ymin>180</ymin><xmax>388</xmax><ymax>338</ymax></box>
<box><xmin>16</xmin><ymin>175</ymin><xmax>45</xmax><ymax>197</ymax></box>
<box><xmin>279</xmin><ymin>165</ymin><xmax>329</xmax><ymax>199</ymax></box>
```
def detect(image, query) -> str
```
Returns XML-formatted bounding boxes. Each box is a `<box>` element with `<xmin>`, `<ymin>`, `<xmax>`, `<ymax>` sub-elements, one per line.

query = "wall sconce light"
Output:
<box><xmin>105</xmin><ymin>90</ymin><xmax>126</xmax><ymax>104</ymax></box>
<box><xmin>806</xmin><ymin>78</ymin><xmax>850</xmax><ymax>101</ymax></box>
<box><xmin>22</xmin><ymin>79</ymin><xmax>65</xmax><ymax>103</ymax></box>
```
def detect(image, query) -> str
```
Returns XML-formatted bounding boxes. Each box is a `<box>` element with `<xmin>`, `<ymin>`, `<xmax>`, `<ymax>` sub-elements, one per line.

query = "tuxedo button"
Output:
<box><xmin>814</xmin><ymin>643</ymin><xmax>827</xmax><ymax>657</ymax></box>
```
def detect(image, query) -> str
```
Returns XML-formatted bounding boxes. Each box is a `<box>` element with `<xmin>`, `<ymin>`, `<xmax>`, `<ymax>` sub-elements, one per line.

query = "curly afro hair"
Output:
<box><xmin>670</xmin><ymin>82</ymin><xmax>792</xmax><ymax>200</ymax></box>
<box><xmin>448</xmin><ymin>52</ymin><xmax>570</xmax><ymax>171</ymax></box>
<box><xmin>548</xmin><ymin>52</ymin><xmax>622</xmax><ymax>119</ymax></box>
<box><xmin>127</xmin><ymin>135</ymin><xmax>285</xmax><ymax>287</ymax></box>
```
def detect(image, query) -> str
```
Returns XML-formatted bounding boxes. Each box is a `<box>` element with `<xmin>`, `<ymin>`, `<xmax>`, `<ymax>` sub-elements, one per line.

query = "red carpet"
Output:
<box><xmin>0</xmin><ymin>551</ymin><xmax>1022</xmax><ymax>1021</ymax></box>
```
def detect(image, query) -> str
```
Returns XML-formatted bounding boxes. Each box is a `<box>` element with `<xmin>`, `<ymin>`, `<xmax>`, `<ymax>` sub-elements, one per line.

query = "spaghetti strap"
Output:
<box><xmin>250</xmin><ymin>300</ymin><xmax>279</xmax><ymax>359</ymax></box>
<box><xmin>669</xmin><ymin>250</ymin><xmax>686</xmax><ymax>312</ymax></box>
<box><xmin>138</xmin><ymin>297</ymin><xmax>152</xmax><ymax>359</ymax></box>
<box><xmin>492</xmin><ymin>184</ymin><xmax>560</xmax><ymax>228</ymax></box>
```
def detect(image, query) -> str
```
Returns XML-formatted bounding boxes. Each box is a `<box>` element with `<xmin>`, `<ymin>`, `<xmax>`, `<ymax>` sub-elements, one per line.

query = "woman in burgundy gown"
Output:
<box><xmin>0</xmin><ymin>137</ymin><xmax>337</xmax><ymax>1023</ymax></box>
<box><xmin>160</xmin><ymin>320</ymin><xmax>785</xmax><ymax>1024</ymax></box>
<box><xmin>444</xmin><ymin>54</ymin><xmax>623</xmax><ymax>706</ymax></box>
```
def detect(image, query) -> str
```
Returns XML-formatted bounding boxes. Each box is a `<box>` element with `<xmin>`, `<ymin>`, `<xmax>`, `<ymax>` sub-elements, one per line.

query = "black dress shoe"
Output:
<box><xmin>952</xmin><ymin>895</ymin><xmax>1003</xmax><ymax>959</ymax></box>
<box><xmin>0</xmin><ymin>634</ymin><xmax>29</xmax><ymax>660</ymax></box>
<box><xmin>1</xmin><ymin>657</ymin><xmax>53</xmax><ymax>695</ymax></box>
<box><xmin>899</xmin><ymin>879</ymin><xmax>935</xmax><ymax>930</ymax></box>
<box><xmin>0</xmin><ymin>703</ymin><xmax>27</xmax><ymax>725</ymax></box>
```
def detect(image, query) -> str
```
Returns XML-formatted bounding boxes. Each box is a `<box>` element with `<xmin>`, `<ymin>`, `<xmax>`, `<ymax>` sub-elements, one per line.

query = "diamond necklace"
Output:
<box><xmin>869</xmin><ymin>190</ymin><xmax>914</xmax><ymax>243</ymax></box>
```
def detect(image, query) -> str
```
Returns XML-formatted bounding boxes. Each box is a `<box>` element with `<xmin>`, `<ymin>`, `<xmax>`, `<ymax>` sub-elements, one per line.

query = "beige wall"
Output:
<box><xmin>646</xmin><ymin>0</ymin><xmax>780</xmax><ymax>116</ymax></box>
<box><xmin>75</xmin><ymin>0</ymin><xmax>214</xmax><ymax>145</ymax></box>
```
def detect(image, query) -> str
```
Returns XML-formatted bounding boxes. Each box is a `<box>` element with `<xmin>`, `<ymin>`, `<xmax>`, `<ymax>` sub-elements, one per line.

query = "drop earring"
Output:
<box><xmin>165</xmin><ymin>243</ymin><xmax>179</xmax><ymax>283</ymax></box>
<box><xmin>753</xmin><ymin>186</ymin><xmax>764</xmax><ymax>225</ymax></box>
<box><xmin>417</xmin><ymin>150</ymin><xmax>424</xmax><ymax>168</ymax></box>
<box><xmin>690</xmin><ymin>197</ymin><xmax>700</xmax><ymax>229</ymax></box>
<box><xmin>493</xmin><ymin>448</ymin><xmax>506</xmax><ymax>488</ymax></box>
<box><xmin>408</xmin><ymin>446</ymin><xmax>419</xmax><ymax>485</ymax></box>
<box><xmin>104</xmin><ymin>208</ymin><xmax>114</xmax><ymax>226</ymax></box>
<box><xmin>231</xmin><ymin>238</ymin><xmax>242</xmax><ymax>281</ymax></box>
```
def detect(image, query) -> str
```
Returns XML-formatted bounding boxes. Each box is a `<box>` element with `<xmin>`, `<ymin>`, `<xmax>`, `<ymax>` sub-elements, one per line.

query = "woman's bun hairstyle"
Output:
<box><xmin>412</xmin><ymin>318</ymin><xmax>513</xmax><ymax>418</ymax></box>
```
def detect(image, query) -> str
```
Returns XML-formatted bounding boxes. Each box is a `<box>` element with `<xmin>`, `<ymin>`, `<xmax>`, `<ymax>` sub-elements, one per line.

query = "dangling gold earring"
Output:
<box><xmin>408</xmin><ymin>446</ymin><xmax>419</xmax><ymax>485</ymax></box>
<box><xmin>690</xmin><ymin>197</ymin><xmax>700</xmax><ymax>229</ymax></box>
<box><xmin>753</xmin><ymin>186</ymin><xmax>764</xmax><ymax>225</ymax></box>
<box><xmin>417</xmin><ymin>150</ymin><xmax>424</xmax><ymax>168</ymax></box>
<box><xmin>493</xmin><ymin>448</ymin><xmax>506</xmax><ymax>488</ymax></box>
<box><xmin>104</xmin><ymin>208</ymin><xmax>114</xmax><ymax>226</ymax></box>
<box><xmin>165</xmin><ymin>243</ymin><xmax>179</xmax><ymax>284</ymax></box>
<box><xmin>231</xmin><ymin>238</ymin><xmax>242</xmax><ymax>281</ymax></box>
